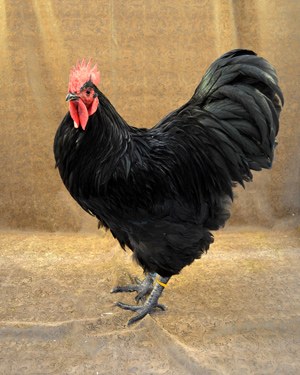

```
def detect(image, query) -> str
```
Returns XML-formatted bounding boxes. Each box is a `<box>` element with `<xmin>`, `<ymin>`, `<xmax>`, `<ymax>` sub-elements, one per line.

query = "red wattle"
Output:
<box><xmin>69</xmin><ymin>101</ymin><xmax>80</xmax><ymax>127</ymax></box>
<box><xmin>77</xmin><ymin>99</ymin><xmax>89</xmax><ymax>130</ymax></box>
<box><xmin>69</xmin><ymin>97</ymin><xmax>99</xmax><ymax>130</ymax></box>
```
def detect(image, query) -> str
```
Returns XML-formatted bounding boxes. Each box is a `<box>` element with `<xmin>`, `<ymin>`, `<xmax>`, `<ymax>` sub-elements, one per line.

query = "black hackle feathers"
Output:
<box><xmin>54</xmin><ymin>49</ymin><xmax>283</xmax><ymax>277</ymax></box>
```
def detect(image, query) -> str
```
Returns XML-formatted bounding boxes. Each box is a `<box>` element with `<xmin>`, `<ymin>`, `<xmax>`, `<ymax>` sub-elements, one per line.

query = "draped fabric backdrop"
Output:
<box><xmin>0</xmin><ymin>0</ymin><xmax>299</xmax><ymax>232</ymax></box>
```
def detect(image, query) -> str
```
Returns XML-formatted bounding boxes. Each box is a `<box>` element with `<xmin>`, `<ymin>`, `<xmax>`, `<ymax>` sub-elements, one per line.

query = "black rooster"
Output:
<box><xmin>54</xmin><ymin>50</ymin><xmax>283</xmax><ymax>325</ymax></box>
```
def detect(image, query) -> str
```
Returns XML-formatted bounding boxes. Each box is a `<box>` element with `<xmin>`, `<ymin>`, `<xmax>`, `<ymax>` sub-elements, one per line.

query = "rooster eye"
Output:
<box><xmin>86</xmin><ymin>90</ymin><xmax>91</xmax><ymax>95</ymax></box>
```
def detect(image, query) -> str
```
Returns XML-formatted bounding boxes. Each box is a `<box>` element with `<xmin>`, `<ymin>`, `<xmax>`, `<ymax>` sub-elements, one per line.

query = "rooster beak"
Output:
<box><xmin>66</xmin><ymin>93</ymin><xmax>79</xmax><ymax>101</ymax></box>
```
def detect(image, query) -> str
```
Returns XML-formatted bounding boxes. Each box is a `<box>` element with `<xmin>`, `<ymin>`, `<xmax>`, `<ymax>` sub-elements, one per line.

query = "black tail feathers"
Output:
<box><xmin>194</xmin><ymin>49</ymin><xmax>283</xmax><ymax>175</ymax></box>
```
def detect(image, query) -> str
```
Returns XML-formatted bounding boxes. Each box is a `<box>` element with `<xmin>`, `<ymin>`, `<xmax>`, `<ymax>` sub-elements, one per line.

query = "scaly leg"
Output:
<box><xmin>115</xmin><ymin>276</ymin><xmax>170</xmax><ymax>325</ymax></box>
<box><xmin>111</xmin><ymin>272</ymin><xmax>156</xmax><ymax>302</ymax></box>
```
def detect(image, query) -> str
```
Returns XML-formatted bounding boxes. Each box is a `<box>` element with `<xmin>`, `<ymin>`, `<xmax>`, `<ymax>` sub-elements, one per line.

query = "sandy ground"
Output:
<box><xmin>0</xmin><ymin>228</ymin><xmax>299</xmax><ymax>374</ymax></box>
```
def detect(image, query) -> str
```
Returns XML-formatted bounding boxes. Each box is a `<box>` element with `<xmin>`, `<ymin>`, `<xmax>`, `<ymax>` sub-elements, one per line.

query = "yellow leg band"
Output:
<box><xmin>156</xmin><ymin>278</ymin><xmax>168</xmax><ymax>288</ymax></box>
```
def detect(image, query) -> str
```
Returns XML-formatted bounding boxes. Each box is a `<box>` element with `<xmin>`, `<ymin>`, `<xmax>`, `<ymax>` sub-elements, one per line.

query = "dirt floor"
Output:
<box><xmin>0</xmin><ymin>228</ymin><xmax>299</xmax><ymax>374</ymax></box>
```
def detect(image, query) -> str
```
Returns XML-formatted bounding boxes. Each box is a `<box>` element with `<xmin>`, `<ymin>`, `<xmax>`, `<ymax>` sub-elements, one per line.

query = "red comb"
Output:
<box><xmin>68</xmin><ymin>59</ymin><xmax>100</xmax><ymax>93</ymax></box>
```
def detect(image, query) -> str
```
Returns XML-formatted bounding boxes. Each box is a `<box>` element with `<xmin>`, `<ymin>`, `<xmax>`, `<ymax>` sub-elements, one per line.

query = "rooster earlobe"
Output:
<box><xmin>88</xmin><ymin>97</ymin><xmax>99</xmax><ymax>117</ymax></box>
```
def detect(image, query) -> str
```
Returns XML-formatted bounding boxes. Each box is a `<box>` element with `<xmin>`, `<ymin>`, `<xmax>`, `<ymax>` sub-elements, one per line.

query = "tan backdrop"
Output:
<box><xmin>0</xmin><ymin>0</ymin><xmax>299</xmax><ymax>232</ymax></box>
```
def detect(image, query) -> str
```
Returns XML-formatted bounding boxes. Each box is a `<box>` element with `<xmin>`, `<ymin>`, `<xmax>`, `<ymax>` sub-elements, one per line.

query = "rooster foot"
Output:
<box><xmin>115</xmin><ymin>276</ymin><xmax>170</xmax><ymax>325</ymax></box>
<box><xmin>111</xmin><ymin>272</ymin><xmax>156</xmax><ymax>302</ymax></box>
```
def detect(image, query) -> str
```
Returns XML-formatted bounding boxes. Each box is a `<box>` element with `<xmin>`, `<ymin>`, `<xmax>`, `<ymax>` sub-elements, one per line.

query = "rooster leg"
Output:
<box><xmin>111</xmin><ymin>272</ymin><xmax>156</xmax><ymax>302</ymax></box>
<box><xmin>115</xmin><ymin>276</ymin><xmax>170</xmax><ymax>325</ymax></box>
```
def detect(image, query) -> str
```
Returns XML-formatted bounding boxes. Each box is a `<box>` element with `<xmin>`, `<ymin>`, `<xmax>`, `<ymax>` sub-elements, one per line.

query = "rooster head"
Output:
<box><xmin>66</xmin><ymin>59</ymin><xmax>100</xmax><ymax>130</ymax></box>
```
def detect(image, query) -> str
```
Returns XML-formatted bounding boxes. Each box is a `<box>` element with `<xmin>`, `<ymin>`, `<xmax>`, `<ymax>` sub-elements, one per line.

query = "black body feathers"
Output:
<box><xmin>54</xmin><ymin>50</ymin><xmax>283</xmax><ymax>277</ymax></box>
